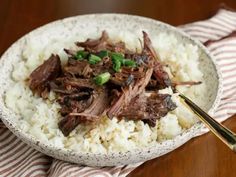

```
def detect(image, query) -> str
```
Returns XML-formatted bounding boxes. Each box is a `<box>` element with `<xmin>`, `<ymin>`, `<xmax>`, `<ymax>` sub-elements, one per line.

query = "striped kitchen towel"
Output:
<box><xmin>1</xmin><ymin>7</ymin><xmax>236</xmax><ymax>177</ymax></box>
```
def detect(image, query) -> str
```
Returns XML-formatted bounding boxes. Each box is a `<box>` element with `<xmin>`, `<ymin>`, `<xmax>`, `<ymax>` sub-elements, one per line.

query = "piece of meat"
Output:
<box><xmin>67</xmin><ymin>58</ymin><xmax>79</xmax><ymax>66</ymax></box>
<box><xmin>59</xmin><ymin>93</ymin><xmax>93</xmax><ymax>116</ymax></box>
<box><xmin>63</xmin><ymin>59</ymin><xmax>92</xmax><ymax>78</ymax></box>
<box><xmin>80</xmin><ymin>89</ymin><xmax>110</xmax><ymax>118</ymax></box>
<box><xmin>27</xmin><ymin>30</ymin><xmax>177</xmax><ymax>137</ymax></box>
<box><xmin>107</xmin><ymin>67</ymin><xmax>153</xmax><ymax>118</ymax></box>
<box><xmin>142</xmin><ymin>32</ymin><xmax>159</xmax><ymax>60</ymax></box>
<box><xmin>109</xmin><ymin>67</ymin><xmax>144</xmax><ymax>87</ymax></box>
<box><xmin>153</xmin><ymin>62</ymin><xmax>172</xmax><ymax>88</ymax></box>
<box><xmin>107</xmin><ymin>32</ymin><xmax>173</xmax><ymax>118</ymax></box>
<box><xmin>110</xmin><ymin>71</ymin><xmax>131</xmax><ymax>87</ymax></box>
<box><xmin>121</xmin><ymin>67</ymin><xmax>146</xmax><ymax>78</ymax></box>
<box><xmin>113</xmin><ymin>41</ymin><xmax>126</xmax><ymax>53</ymax></box>
<box><xmin>132</xmin><ymin>54</ymin><xmax>149</xmax><ymax>66</ymax></box>
<box><xmin>118</xmin><ymin>94</ymin><xmax>147</xmax><ymax>120</ymax></box>
<box><xmin>146</xmin><ymin>78</ymin><xmax>159</xmax><ymax>90</ymax></box>
<box><xmin>109</xmin><ymin>89</ymin><xmax>121</xmax><ymax>105</ymax></box>
<box><xmin>56</xmin><ymin>77</ymin><xmax>98</xmax><ymax>90</ymax></box>
<box><xmin>58</xmin><ymin>89</ymin><xmax>110</xmax><ymax>136</ymax></box>
<box><xmin>59</xmin><ymin>98</ymin><xmax>93</xmax><ymax>116</ymax></box>
<box><xmin>108</xmin><ymin>66</ymin><xmax>146</xmax><ymax>88</ymax></box>
<box><xmin>50</xmin><ymin>77</ymin><xmax>95</xmax><ymax>95</ymax></box>
<box><xmin>64</xmin><ymin>48</ymin><xmax>77</xmax><ymax>56</ymax></box>
<box><xmin>107</xmin><ymin>32</ymin><xmax>160</xmax><ymax>118</ymax></box>
<box><xmin>119</xmin><ymin>93</ymin><xmax>177</xmax><ymax>127</ymax></box>
<box><xmin>29</xmin><ymin>54</ymin><xmax>61</xmax><ymax>96</ymax></box>
<box><xmin>49</xmin><ymin>81</ymin><xmax>73</xmax><ymax>95</ymax></box>
<box><xmin>76</xmin><ymin>31</ymin><xmax>127</xmax><ymax>53</ymax></box>
<box><xmin>76</xmin><ymin>31</ymin><xmax>109</xmax><ymax>53</ymax></box>
<box><xmin>142</xmin><ymin>31</ymin><xmax>171</xmax><ymax>88</ymax></box>
<box><xmin>146</xmin><ymin>93</ymin><xmax>177</xmax><ymax>119</ymax></box>
<box><xmin>108</xmin><ymin>41</ymin><xmax>126</xmax><ymax>53</ymax></box>
<box><xmin>50</xmin><ymin>84</ymin><xmax>78</xmax><ymax>95</ymax></box>
<box><xmin>58</xmin><ymin>116</ymin><xmax>79</xmax><ymax>136</ymax></box>
<box><xmin>57</xmin><ymin>92</ymin><xmax>91</xmax><ymax>103</ymax></box>
<box><xmin>90</xmin><ymin>58</ymin><xmax>114</xmax><ymax>76</ymax></box>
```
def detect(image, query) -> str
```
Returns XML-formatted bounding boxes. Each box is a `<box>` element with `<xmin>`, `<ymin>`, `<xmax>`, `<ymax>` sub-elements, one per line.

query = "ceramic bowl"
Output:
<box><xmin>0</xmin><ymin>14</ymin><xmax>222</xmax><ymax>166</ymax></box>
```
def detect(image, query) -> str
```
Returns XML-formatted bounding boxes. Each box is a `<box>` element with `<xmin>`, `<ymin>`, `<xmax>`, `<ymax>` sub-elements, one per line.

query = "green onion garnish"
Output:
<box><xmin>88</xmin><ymin>54</ymin><xmax>102</xmax><ymax>64</ymax></box>
<box><xmin>75</xmin><ymin>50</ymin><xmax>89</xmax><ymax>60</ymax></box>
<box><xmin>110</xmin><ymin>52</ymin><xmax>124</xmax><ymax>72</ymax></box>
<box><xmin>122</xmin><ymin>59</ymin><xmax>136</xmax><ymax>67</ymax></box>
<box><xmin>112</xmin><ymin>59</ymin><xmax>121</xmax><ymax>72</ymax></box>
<box><xmin>97</xmin><ymin>50</ymin><xmax>109</xmax><ymax>58</ymax></box>
<box><xmin>94</xmin><ymin>72</ymin><xmax>111</xmax><ymax>85</ymax></box>
<box><xmin>110</xmin><ymin>52</ymin><xmax>124</xmax><ymax>62</ymax></box>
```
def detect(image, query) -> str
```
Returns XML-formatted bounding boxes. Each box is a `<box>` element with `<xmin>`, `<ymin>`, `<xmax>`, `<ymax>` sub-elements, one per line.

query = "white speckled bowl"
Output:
<box><xmin>0</xmin><ymin>14</ymin><xmax>222</xmax><ymax>166</ymax></box>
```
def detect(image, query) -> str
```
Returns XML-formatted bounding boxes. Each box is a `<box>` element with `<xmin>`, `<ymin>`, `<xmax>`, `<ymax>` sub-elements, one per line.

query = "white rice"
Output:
<box><xmin>4</xmin><ymin>31</ymin><xmax>206</xmax><ymax>153</ymax></box>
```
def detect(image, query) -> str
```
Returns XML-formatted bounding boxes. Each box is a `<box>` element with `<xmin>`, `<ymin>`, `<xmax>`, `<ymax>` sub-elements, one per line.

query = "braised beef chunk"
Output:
<box><xmin>58</xmin><ymin>89</ymin><xmax>109</xmax><ymax>136</ymax></box>
<box><xmin>58</xmin><ymin>116</ymin><xmax>79</xmax><ymax>136</ymax></box>
<box><xmin>63</xmin><ymin>60</ymin><xmax>93</xmax><ymax>78</ymax></box>
<box><xmin>107</xmin><ymin>67</ymin><xmax>153</xmax><ymax>118</ymax></box>
<box><xmin>153</xmin><ymin>62</ymin><xmax>171</xmax><ymax>88</ymax></box>
<box><xmin>81</xmin><ymin>89</ymin><xmax>110</xmax><ymax>118</ymax></box>
<box><xmin>109</xmin><ymin>67</ymin><xmax>144</xmax><ymax>87</ymax></box>
<box><xmin>27</xmin><ymin>30</ymin><xmax>197</xmax><ymax>136</ymax></box>
<box><xmin>111</xmin><ymin>41</ymin><xmax>126</xmax><ymax>53</ymax></box>
<box><xmin>118</xmin><ymin>95</ymin><xmax>147</xmax><ymax>120</ymax></box>
<box><xmin>142</xmin><ymin>31</ymin><xmax>171</xmax><ymax>88</ymax></box>
<box><xmin>146</xmin><ymin>94</ymin><xmax>177</xmax><ymax>121</ymax></box>
<box><xmin>29</xmin><ymin>54</ymin><xmax>61</xmax><ymax>97</ymax></box>
<box><xmin>64</xmin><ymin>49</ymin><xmax>77</xmax><ymax>57</ymax></box>
<box><xmin>76</xmin><ymin>31</ymin><xmax>127</xmax><ymax>54</ymax></box>
<box><xmin>118</xmin><ymin>93</ymin><xmax>176</xmax><ymax>127</ymax></box>
<box><xmin>56</xmin><ymin>77</ymin><xmax>98</xmax><ymax>90</ymax></box>
<box><xmin>76</xmin><ymin>31</ymin><xmax>109</xmax><ymax>53</ymax></box>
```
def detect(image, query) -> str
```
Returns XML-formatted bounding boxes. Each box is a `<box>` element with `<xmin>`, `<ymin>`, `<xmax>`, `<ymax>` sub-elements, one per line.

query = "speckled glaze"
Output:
<box><xmin>0</xmin><ymin>14</ymin><xmax>223</xmax><ymax>166</ymax></box>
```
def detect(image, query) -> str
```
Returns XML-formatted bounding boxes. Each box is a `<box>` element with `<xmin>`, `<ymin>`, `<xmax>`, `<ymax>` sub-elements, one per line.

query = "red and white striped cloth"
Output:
<box><xmin>1</xmin><ymin>8</ymin><xmax>236</xmax><ymax>177</ymax></box>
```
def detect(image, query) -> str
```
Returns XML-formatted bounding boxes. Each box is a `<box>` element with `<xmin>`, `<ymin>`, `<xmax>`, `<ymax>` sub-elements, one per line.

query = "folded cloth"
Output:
<box><xmin>1</xmin><ymin>8</ymin><xmax>236</xmax><ymax>177</ymax></box>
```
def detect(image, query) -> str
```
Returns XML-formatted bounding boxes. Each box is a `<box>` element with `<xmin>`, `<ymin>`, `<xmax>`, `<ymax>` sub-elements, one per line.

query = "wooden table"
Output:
<box><xmin>1</xmin><ymin>1</ymin><xmax>236</xmax><ymax>177</ymax></box>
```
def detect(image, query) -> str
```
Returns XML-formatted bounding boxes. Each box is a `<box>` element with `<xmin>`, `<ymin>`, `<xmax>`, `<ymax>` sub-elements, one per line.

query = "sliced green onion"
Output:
<box><xmin>110</xmin><ymin>52</ymin><xmax>124</xmax><ymax>62</ymax></box>
<box><xmin>122</xmin><ymin>59</ymin><xmax>136</xmax><ymax>67</ymax></box>
<box><xmin>75</xmin><ymin>50</ymin><xmax>89</xmax><ymax>60</ymax></box>
<box><xmin>110</xmin><ymin>52</ymin><xmax>124</xmax><ymax>72</ymax></box>
<box><xmin>94</xmin><ymin>72</ymin><xmax>111</xmax><ymax>85</ymax></box>
<box><xmin>112</xmin><ymin>59</ymin><xmax>121</xmax><ymax>72</ymax></box>
<box><xmin>97</xmin><ymin>50</ymin><xmax>109</xmax><ymax>58</ymax></box>
<box><xmin>88</xmin><ymin>54</ymin><xmax>102</xmax><ymax>64</ymax></box>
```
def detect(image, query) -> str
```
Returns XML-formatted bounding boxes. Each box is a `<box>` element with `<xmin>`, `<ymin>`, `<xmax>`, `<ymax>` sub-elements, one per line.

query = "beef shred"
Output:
<box><xmin>29</xmin><ymin>54</ymin><xmax>61</xmax><ymax>98</ymax></box>
<box><xmin>119</xmin><ymin>93</ymin><xmax>177</xmax><ymax>127</ymax></box>
<box><xmin>28</xmin><ymin>31</ymin><xmax>180</xmax><ymax>136</ymax></box>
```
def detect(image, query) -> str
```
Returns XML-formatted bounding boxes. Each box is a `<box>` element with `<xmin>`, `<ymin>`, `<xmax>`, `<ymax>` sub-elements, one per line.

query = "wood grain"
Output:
<box><xmin>1</xmin><ymin>0</ymin><xmax>236</xmax><ymax>177</ymax></box>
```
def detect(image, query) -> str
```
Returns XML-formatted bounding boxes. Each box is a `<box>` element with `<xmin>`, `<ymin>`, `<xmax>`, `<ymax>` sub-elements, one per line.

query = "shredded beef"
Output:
<box><xmin>56</xmin><ymin>77</ymin><xmax>98</xmax><ymax>90</ymax></box>
<box><xmin>107</xmin><ymin>67</ymin><xmax>153</xmax><ymax>118</ymax></box>
<box><xmin>76</xmin><ymin>31</ymin><xmax>109</xmax><ymax>53</ymax></box>
<box><xmin>29</xmin><ymin>54</ymin><xmax>61</xmax><ymax>97</ymax></box>
<box><xmin>142</xmin><ymin>31</ymin><xmax>171</xmax><ymax>88</ymax></box>
<box><xmin>63</xmin><ymin>59</ymin><xmax>92</xmax><ymax>78</ymax></box>
<box><xmin>118</xmin><ymin>93</ymin><xmax>177</xmax><ymax>127</ymax></box>
<box><xmin>58</xmin><ymin>89</ymin><xmax>109</xmax><ymax>136</ymax></box>
<box><xmin>27</xmin><ymin>30</ymin><xmax>193</xmax><ymax>136</ymax></box>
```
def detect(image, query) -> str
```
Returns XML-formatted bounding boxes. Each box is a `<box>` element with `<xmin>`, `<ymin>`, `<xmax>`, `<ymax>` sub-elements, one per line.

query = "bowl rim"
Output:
<box><xmin>0</xmin><ymin>13</ymin><xmax>223</xmax><ymax>164</ymax></box>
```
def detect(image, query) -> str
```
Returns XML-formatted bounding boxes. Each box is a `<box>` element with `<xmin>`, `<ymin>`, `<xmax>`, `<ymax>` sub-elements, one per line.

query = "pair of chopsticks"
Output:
<box><xmin>179</xmin><ymin>93</ymin><xmax>236</xmax><ymax>152</ymax></box>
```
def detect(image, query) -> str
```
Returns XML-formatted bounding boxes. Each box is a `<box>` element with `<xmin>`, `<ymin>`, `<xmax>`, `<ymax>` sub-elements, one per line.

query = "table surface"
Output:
<box><xmin>1</xmin><ymin>0</ymin><xmax>236</xmax><ymax>177</ymax></box>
